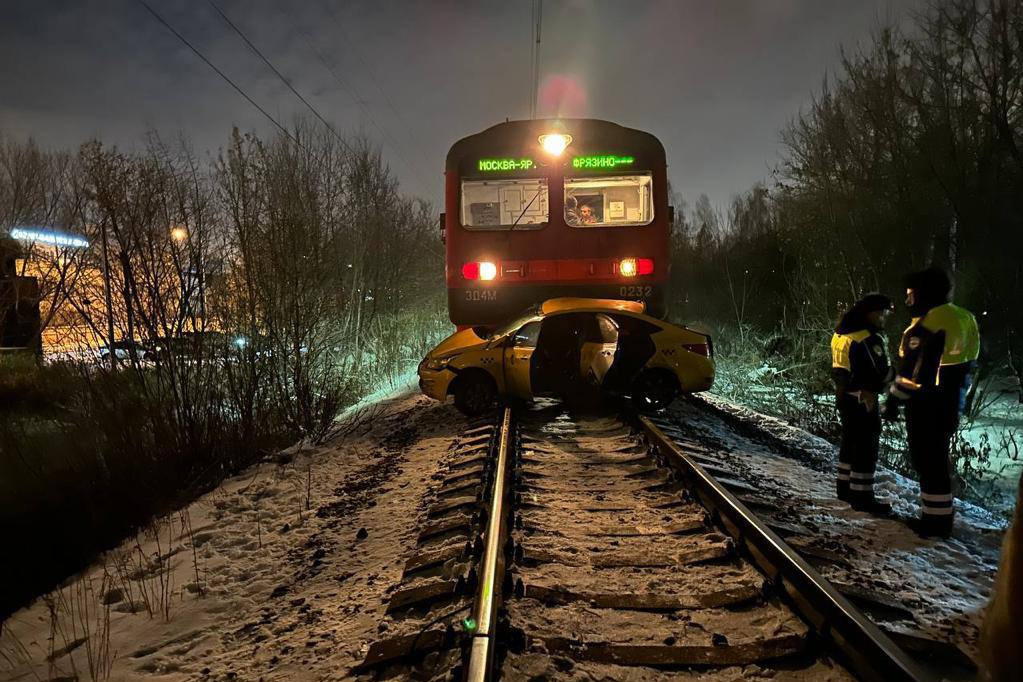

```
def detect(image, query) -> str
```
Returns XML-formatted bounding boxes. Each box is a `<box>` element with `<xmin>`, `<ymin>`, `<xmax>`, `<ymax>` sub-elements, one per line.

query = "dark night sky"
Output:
<box><xmin>0</xmin><ymin>0</ymin><xmax>927</xmax><ymax>209</ymax></box>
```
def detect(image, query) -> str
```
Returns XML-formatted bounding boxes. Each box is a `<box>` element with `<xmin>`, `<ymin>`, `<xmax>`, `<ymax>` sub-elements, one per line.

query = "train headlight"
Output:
<box><xmin>478</xmin><ymin>261</ymin><xmax>497</xmax><ymax>281</ymax></box>
<box><xmin>462</xmin><ymin>261</ymin><xmax>498</xmax><ymax>281</ymax></box>
<box><xmin>618</xmin><ymin>258</ymin><xmax>654</xmax><ymax>277</ymax></box>
<box><xmin>539</xmin><ymin>133</ymin><xmax>572</xmax><ymax>156</ymax></box>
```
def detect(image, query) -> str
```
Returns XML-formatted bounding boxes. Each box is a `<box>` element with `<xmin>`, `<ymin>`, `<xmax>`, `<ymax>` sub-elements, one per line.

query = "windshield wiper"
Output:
<box><xmin>509</xmin><ymin>187</ymin><xmax>543</xmax><ymax>231</ymax></box>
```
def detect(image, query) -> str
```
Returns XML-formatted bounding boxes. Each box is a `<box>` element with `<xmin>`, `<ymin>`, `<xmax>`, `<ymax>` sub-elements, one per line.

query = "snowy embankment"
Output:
<box><xmin>0</xmin><ymin>387</ymin><xmax>465</xmax><ymax>682</ymax></box>
<box><xmin>0</xmin><ymin>385</ymin><xmax>1007</xmax><ymax>679</ymax></box>
<box><xmin>701</xmin><ymin>392</ymin><xmax>1008</xmax><ymax>531</ymax></box>
<box><xmin>675</xmin><ymin>393</ymin><xmax>1006</xmax><ymax>667</ymax></box>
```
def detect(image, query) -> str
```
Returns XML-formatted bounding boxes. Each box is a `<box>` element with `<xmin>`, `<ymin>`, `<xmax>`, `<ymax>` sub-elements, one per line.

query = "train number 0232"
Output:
<box><xmin>464</xmin><ymin>289</ymin><xmax>497</xmax><ymax>301</ymax></box>
<box><xmin>619</xmin><ymin>286</ymin><xmax>652</xmax><ymax>298</ymax></box>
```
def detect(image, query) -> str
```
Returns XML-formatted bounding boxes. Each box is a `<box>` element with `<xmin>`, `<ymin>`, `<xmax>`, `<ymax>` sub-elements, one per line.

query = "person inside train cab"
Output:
<box><xmin>884</xmin><ymin>266</ymin><xmax>980</xmax><ymax>539</ymax></box>
<box><xmin>831</xmin><ymin>293</ymin><xmax>894</xmax><ymax>515</ymax></box>
<box><xmin>579</xmin><ymin>203</ymin><xmax>598</xmax><ymax>225</ymax></box>
<box><xmin>565</xmin><ymin>195</ymin><xmax>581</xmax><ymax>226</ymax></box>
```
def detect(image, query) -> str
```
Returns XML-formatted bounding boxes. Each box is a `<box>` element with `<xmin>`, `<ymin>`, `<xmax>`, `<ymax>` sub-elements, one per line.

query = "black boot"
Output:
<box><xmin>837</xmin><ymin>478</ymin><xmax>850</xmax><ymax>502</ymax></box>
<box><xmin>851</xmin><ymin>496</ymin><xmax>892</xmax><ymax>516</ymax></box>
<box><xmin>907</xmin><ymin>515</ymin><xmax>953</xmax><ymax>539</ymax></box>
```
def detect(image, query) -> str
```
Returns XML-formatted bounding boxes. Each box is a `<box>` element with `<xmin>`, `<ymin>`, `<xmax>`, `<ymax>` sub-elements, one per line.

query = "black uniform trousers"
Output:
<box><xmin>905</xmin><ymin>388</ymin><xmax>959</xmax><ymax>531</ymax></box>
<box><xmin>837</xmin><ymin>394</ymin><xmax>881</xmax><ymax>503</ymax></box>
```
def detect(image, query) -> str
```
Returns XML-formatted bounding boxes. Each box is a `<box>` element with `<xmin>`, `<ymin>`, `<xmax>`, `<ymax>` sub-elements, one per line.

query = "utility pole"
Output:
<box><xmin>530</xmin><ymin>0</ymin><xmax>542</xmax><ymax>119</ymax></box>
<box><xmin>99</xmin><ymin>219</ymin><xmax>116</xmax><ymax>370</ymax></box>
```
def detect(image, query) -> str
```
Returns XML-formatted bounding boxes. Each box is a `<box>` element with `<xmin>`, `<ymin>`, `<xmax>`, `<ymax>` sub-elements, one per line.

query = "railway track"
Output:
<box><xmin>358</xmin><ymin>402</ymin><xmax>934</xmax><ymax>681</ymax></box>
<box><xmin>655</xmin><ymin>397</ymin><xmax>983</xmax><ymax>675</ymax></box>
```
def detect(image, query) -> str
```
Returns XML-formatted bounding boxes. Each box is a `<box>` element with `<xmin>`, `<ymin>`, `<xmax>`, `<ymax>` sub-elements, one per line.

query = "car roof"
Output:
<box><xmin>540</xmin><ymin>298</ymin><xmax>646</xmax><ymax>316</ymax></box>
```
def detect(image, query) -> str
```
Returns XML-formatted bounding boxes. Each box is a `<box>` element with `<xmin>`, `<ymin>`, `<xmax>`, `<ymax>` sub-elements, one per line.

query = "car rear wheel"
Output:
<box><xmin>631</xmin><ymin>370</ymin><xmax>678</xmax><ymax>411</ymax></box>
<box><xmin>453</xmin><ymin>372</ymin><xmax>497</xmax><ymax>416</ymax></box>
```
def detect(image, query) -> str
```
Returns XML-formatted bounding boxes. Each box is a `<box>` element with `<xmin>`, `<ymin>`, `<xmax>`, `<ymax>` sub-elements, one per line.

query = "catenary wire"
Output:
<box><xmin>207</xmin><ymin>0</ymin><xmax>433</xmax><ymax>197</ymax></box>
<box><xmin>135</xmin><ymin>0</ymin><xmax>303</xmax><ymax>149</ymax></box>
<box><xmin>205</xmin><ymin>0</ymin><xmax>356</xmax><ymax>155</ymax></box>
<box><xmin>318</xmin><ymin>0</ymin><xmax>436</xmax><ymax>182</ymax></box>
<box><xmin>285</xmin><ymin>11</ymin><xmax>435</xmax><ymax>197</ymax></box>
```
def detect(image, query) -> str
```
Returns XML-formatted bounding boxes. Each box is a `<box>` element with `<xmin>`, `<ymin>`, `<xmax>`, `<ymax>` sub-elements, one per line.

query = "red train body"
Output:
<box><xmin>444</xmin><ymin>119</ymin><xmax>670</xmax><ymax>328</ymax></box>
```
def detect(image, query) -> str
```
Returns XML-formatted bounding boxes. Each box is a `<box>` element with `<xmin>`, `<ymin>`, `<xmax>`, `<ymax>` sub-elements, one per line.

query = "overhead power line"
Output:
<box><xmin>287</xmin><ymin>13</ymin><xmax>435</xmax><ymax>196</ymax></box>
<box><xmin>211</xmin><ymin>0</ymin><xmax>433</xmax><ymax>197</ymax></box>
<box><xmin>206</xmin><ymin>0</ymin><xmax>355</xmax><ymax>155</ymax></box>
<box><xmin>318</xmin><ymin>0</ymin><xmax>435</xmax><ymax>180</ymax></box>
<box><xmin>530</xmin><ymin>0</ymin><xmax>542</xmax><ymax>119</ymax></box>
<box><xmin>135</xmin><ymin>0</ymin><xmax>302</xmax><ymax>148</ymax></box>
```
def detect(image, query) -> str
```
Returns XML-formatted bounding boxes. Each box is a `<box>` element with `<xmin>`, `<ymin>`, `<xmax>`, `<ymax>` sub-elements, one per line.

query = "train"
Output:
<box><xmin>443</xmin><ymin>118</ymin><xmax>671</xmax><ymax>329</ymax></box>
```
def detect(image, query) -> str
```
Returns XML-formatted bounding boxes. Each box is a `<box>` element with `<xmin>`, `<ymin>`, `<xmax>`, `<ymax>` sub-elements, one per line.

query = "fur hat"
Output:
<box><xmin>905</xmin><ymin>266</ymin><xmax>952</xmax><ymax>313</ymax></box>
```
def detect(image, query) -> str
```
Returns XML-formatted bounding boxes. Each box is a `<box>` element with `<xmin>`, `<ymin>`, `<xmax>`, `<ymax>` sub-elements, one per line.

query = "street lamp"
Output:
<box><xmin>170</xmin><ymin>226</ymin><xmax>189</xmax><ymax>242</ymax></box>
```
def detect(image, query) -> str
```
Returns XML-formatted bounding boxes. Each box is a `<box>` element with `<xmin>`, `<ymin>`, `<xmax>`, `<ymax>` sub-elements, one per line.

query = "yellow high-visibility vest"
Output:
<box><xmin>831</xmin><ymin>329</ymin><xmax>870</xmax><ymax>370</ymax></box>
<box><xmin>922</xmin><ymin>303</ymin><xmax>980</xmax><ymax>366</ymax></box>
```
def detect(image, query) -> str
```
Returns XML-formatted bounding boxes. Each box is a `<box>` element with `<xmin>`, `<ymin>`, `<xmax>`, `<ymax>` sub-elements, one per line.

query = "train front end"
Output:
<box><xmin>444</xmin><ymin>119</ymin><xmax>669</xmax><ymax>329</ymax></box>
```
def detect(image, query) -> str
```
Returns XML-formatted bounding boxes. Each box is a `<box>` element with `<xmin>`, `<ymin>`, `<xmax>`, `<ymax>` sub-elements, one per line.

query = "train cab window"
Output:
<box><xmin>461</xmin><ymin>178</ymin><xmax>548</xmax><ymax>229</ymax></box>
<box><xmin>564</xmin><ymin>173</ymin><xmax>653</xmax><ymax>227</ymax></box>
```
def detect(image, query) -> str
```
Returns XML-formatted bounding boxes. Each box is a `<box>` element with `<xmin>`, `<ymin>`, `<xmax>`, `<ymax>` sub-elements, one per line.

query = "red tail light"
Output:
<box><xmin>682</xmin><ymin>343</ymin><xmax>710</xmax><ymax>357</ymax></box>
<box><xmin>461</xmin><ymin>261</ymin><xmax>497</xmax><ymax>281</ymax></box>
<box><xmin>618</xmin><ymin>258</ymin><xmax>655</xmax><ymax>277</ymax></box>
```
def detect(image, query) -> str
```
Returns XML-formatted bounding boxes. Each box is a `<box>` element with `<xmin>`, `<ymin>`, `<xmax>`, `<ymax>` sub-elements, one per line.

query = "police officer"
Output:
<box><xmin>831</xmin><ymin>293</ymin><xmax>894</xmax><ymax>514</ymax></box>
<box><xmin>885</xmin><ymin>266</ymin><xmax>980</xmax><ymax>538</ymax></box>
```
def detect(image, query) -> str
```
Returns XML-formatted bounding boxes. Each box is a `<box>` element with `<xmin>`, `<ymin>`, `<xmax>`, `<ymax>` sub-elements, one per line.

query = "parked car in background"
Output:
<box><xmin>97</xmin><ymin>339</ymin><xmax>152</xmax><ymax>363</ymax></box>
<box><xmin>418</xmin><ymin>297</ymin><xmax>715</xmax><ymax>415</ymax></box>
<box><xmin>149</xmin><ymin>331</ymin><xmax>272</xmax><ymax>363</ymax></box>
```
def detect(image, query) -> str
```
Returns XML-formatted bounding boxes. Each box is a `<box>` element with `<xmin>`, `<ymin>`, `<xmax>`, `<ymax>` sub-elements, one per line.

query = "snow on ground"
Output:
<box><xmin>670</xmin><ymin>395</ymin><xmax>1006</xmax><ymax>668</ymax></box>
<box><xmin>0</xmin><ymin>381</ymin><xmax>1009</xmax><ymax>680</ymax></box>
<box><xmin>700</xmin><ymin>393</ymin><xmax>1009</xmax><ymax>531</ymax></box>
<box><xmin>0</xmin><ymin>389</ymin><xmax>469</xmax><ymax>682</ymax></box>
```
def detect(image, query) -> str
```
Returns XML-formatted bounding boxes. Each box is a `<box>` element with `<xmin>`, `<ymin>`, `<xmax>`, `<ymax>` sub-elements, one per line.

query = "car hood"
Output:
<box><xmin>428</xmin><ymin>327</ymin><xmax>489</xmax><ymax>359</ymax></box>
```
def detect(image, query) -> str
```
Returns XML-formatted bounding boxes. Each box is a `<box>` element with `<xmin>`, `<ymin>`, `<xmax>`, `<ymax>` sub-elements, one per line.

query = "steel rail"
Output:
<box><xmin>634</xmin><ymin>412</ymin><xmax>933</xmax><ymax>682</ymax></box>
<box><xmin>465</xmin><ymin>407</ymin><xmax>513</xmax><ymax>682</ymax></box>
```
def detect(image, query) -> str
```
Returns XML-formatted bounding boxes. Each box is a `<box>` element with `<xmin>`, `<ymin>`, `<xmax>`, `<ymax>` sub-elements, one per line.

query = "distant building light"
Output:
<box><xmin>10</xmin><ymin>227</ymin><xmax>89</xmax><ymax>249</ymax></box>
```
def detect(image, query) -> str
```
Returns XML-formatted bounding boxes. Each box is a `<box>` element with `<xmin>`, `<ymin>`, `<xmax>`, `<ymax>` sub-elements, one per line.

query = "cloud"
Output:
<box><xmin>1</xmin><ymin>0</ymin><xmax>928</xmax><ymax>208</ymax></box>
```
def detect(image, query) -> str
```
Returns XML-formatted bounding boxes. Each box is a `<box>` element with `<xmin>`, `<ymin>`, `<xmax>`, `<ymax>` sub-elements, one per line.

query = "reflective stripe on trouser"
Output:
<box><xmin>837</xmin><ymin>396</ymin><xmax>880</xmax><ymax>501</ymax></box>
<box><xmin>836</xmin><ymin>462</ymin><xmax>851</xmax><ymax>498</ymax></box>
<box><xmin>905</xmin><ymin>392</ymin><xmax>958</xmax><ymax>523</ymax></box>
<box><xmin>849</xmin><ymin>471</ymin><xmax>873</xmax><ymax>492</ymax></box>
<box><xmin>920</xmin><ymin>491</ymin><xmax>954</xmax><ymax>516</ymax></box>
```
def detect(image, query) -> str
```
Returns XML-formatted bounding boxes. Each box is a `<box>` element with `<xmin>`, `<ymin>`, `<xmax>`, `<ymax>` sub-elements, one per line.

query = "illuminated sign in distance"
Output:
<box><xmin>9</xmin><ymin>227</ymin><xmax>89</xmax><ymax>249</ymax></box>
<box><xmin>478</xmin><ymin>158</ymin><xmax>535</xmax><ymax>172</ymax></box>
<box><xmin>572</xmin><ymin>155</ymin><xmax>635</xmax><ymax>169</ymax></box>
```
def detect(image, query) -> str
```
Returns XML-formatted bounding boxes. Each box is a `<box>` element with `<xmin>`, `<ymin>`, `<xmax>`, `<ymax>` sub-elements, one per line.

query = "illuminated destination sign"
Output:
<box><xmin>572</xmin><ymin>154</ymin><xmax>635</xmax><ymax>169</ymax></box>
<box><xmin>478</xmin><ymin>158</ymin><xmax>535</xmax><ymax>172</ymax></box>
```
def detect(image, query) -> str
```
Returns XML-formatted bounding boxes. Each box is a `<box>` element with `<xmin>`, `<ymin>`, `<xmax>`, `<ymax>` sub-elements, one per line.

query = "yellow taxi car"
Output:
<box><xmin>418</xmin><ymin>298</ymin><xmax>714</xmax><ymax>415</ymax></box>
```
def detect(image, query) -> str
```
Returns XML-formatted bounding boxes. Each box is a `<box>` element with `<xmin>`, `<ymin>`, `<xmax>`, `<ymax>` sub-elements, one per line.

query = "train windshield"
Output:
<box><xmin>461</xmin><ymin>178</ymin><xmax>549</xmax><ymax>229</ymax></box>
<box><xmin>564</xmin><ymin>173</ymin><xmax>654</xmax><ymax>227</ymax></box>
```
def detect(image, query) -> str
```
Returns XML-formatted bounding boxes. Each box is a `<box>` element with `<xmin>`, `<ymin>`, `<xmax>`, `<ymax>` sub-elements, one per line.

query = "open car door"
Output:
<box><xmin>579</xmin><ymin>313</ymin><xmax>619</xmax><ymax>387</ymax></box>
<box><xmin>504</xmin><ymin>320</ymin><xmax>540</xmax><ymax>398</ymax></box>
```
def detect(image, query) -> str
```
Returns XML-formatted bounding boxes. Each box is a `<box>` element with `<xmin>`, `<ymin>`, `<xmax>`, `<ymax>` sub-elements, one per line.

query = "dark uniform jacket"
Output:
<box><xmin>890</xmin><ymin>303</ymin><xmax>980</xmax><ymax>411</ymax></box>
<box><xmin>831</xmin><ymin>315</ymin><xmax>890</xmax><ymax>398</ymax></box>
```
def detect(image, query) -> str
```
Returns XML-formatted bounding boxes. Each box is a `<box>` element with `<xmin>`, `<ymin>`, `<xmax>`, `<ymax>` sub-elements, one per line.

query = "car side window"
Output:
<box><xmin>513</xmin><ymin>321</ymin><xmax>541</xmax><ymax>348</ymax></box>
<box><xmin>611</xmin><ymin>314</ymin><xmax>660</xmax><ymax>336</ymax></box>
